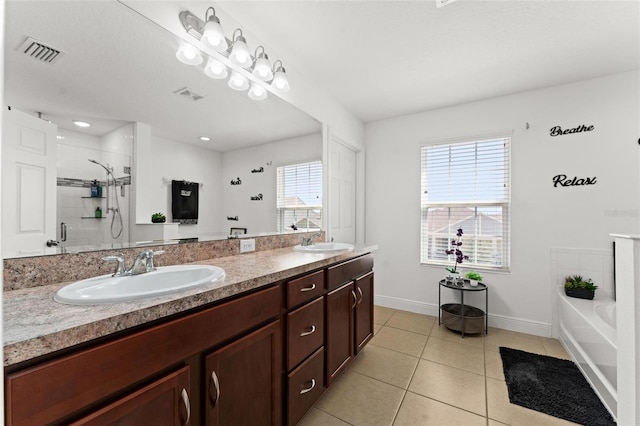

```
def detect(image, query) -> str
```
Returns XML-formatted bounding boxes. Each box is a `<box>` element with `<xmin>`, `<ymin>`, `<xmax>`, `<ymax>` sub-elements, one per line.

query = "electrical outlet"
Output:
<box><xmin>240</xmin><ymin>239</ymin><xmax>255</xmax><ymax>253</ymax></box>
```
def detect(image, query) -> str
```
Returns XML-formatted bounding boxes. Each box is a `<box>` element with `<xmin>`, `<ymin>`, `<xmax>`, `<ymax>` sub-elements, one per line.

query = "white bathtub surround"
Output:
<box><xmin>612</xmin><ymin>235</ymin><xmax>640</xmax><ymax>426</ymax></box>
<box><xmin>551</xmin><ymin>246</ymin><xmax>617</xmax><ymax>418</ymax></box>
<box><xmin>557</xmin><ymin>293</ymin><xmax>617</xmax><ymax>419</ymax></box>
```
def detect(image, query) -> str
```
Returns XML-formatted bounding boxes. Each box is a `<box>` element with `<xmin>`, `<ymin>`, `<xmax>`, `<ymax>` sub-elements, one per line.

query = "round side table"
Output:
<box><xmin>438</xmin><ymin>279</ymin><xmax>488</xmax><ymax>338</ymax></box>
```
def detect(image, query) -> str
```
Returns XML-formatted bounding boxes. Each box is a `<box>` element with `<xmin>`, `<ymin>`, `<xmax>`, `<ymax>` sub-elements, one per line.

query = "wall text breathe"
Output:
<box><xmin>550</xmin><ymin>125</ymin><xmax>594</xmax><ymax>137</ymax></box>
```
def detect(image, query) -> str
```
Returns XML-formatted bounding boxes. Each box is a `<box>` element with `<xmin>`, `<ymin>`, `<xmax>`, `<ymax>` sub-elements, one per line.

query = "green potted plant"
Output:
<box><xmin>151</xmin><ymin>212</ymin><xmax>166</xmax><ymax>223</ymax></box>
<box><xmin>564</xmin><ymin>275</ymin><xmax>598</xmax><ymax>300</ymax></box>
<box><xmin>465</xmin><ymin>271</ymin><xmax>483</xmax><ymax>287</ymax></box>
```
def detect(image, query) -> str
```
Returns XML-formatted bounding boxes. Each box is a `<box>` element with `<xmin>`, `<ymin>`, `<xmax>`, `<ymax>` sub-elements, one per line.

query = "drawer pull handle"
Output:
<box><xmin>181</xmin><ymin>388</ymin><xmax>191</xmax><ymax>426</ymax></box>
<box><xmin>352</xmin><ymin>290</ymin><xmax>357</xmax><ymax>308</ymax></box>
<box><xmin>300</xmin><ymin>283</ymin><xmax>316</xmax><ymax>292</ymax></box>
<box><xmin>300</xmin><ymin>325</ymin><xmax>316</xmax><ymax>337</ymax></box>
<box><xmin>210</xmin><ymin>371</ymin><xmax>220</xmax><ymax>408</ymax></box>
<box><xmin>300</xmin><ymin>378</ymin><xmax>316</xmax><ymax>395</ymax></box>
<box><xmin>357</xmin><ymin>287</ymin><xmax>363</xmax><ymax>305</ymax></box>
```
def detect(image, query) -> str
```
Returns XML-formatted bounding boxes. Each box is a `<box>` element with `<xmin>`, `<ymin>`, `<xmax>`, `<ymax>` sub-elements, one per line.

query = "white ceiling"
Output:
<box><xmin>5</xmin><ymin>0</ymin><xmax>639</xmax><ymax>147</ymax></box>
<box><xmin>217</xmin><ymin>0</ymin><xmax>640</xmax><ymax>122</ymax></box>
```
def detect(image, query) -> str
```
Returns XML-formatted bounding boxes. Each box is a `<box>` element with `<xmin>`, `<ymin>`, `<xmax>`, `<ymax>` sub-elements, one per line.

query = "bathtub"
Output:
<box><xmin>558</xmin><ymin>292</ymin><xmax>617</xmax><ymax>419</ymax></box>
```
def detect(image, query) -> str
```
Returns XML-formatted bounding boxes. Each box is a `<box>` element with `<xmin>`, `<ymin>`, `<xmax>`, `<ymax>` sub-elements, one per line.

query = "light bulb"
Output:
<box><xmin>176</xmin><ymin>41</ymin><xmax>203</xmax><ymax>66</ymax></box>
<box><xmin>229</xmin><ymin>35</ymin><xmax>252</xmax><ymax>68</ymax></box>
<box><xmin>248</xmin><ymin>83</ymin><xmax>267</xmax><ymax>100</ymax></box>
<box><xmin>204</xmin><ymin>57</ymin><xmax>228</xmax><ymax>79</ymax></box>
<box><xmin>271</xmin><ymin>69</ymin><xmax>290</xmax><ymax>93</ymax></box>
<box><xmin>201</xmin><ymin>8</ymin><xmax>228</xmax><ymax>52</ymax></box>
<box><xmin>202</xmin><ymin>22</ymin><xmax>227</xmax><ymax>51</ymax></box>
<box><xmin>228</xmin><ymin>71</ymin><xmax>249</xmax><ymax>91</ymax></box>
<box><xmin>252</xmin><ymin>55</ymin><xmax>273</xmax><ymax>81</ymax></box>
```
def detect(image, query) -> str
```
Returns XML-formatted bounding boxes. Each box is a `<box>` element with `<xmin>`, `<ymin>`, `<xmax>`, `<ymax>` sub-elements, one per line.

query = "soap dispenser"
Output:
<box><xmin>95</xmin><ymin>206</ymin><xmax>102</xmax><ymax>218</ymax></box>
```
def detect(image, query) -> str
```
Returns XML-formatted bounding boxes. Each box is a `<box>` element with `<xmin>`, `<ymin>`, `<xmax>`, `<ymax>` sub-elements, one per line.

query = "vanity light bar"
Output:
<box><xmin>177</xmin><ymin>9</ymin><xmax>290</xmax><ymax>98</ymax></box>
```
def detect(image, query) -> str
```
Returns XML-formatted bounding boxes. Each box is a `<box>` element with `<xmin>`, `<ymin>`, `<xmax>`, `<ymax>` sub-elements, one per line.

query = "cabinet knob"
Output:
<box><xmin>351</xmin><ymin>290</ymin><xmax>358</xmax><ymax>309</ymax></box>
<box><xmin>300</xmin><ymin>378</ymin><xmax>316</xmax><ymax>395</ymax></box>
<box><xmin>180</xmin><ymin>388</ymin><xmax>191</xmax><ymax>426</ymax></box>
<box><xmin>299</xmin><ymin>325</ymin><xmax>316</xmax><ymax>337</ymax></box>
<box><xmin>357</xmin><ymin>287</ymin><xmax>363</xmax><ymax>305</ymax></box>
<box><xmin>300</xmin><ymin>283</ymin><xmax>316</xmax><ymax>292</ymax></box>
<box><xmin>209</xmin><ymin>371</ymin><xmax>220</xmax><ymax>408</ymax></box>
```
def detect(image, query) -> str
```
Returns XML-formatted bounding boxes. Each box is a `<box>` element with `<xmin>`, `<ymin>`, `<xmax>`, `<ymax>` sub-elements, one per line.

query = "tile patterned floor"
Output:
<box><xmin>298</xmin><ymin>305</ymin><xmax>578</xmax><ymax>426</ymax></box>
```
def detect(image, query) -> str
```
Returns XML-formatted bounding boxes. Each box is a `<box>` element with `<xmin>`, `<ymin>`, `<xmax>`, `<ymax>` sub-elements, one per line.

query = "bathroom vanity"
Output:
<box><xmin>3</xmin><ymin>245</ymin><xmax>375</xmax><ymax>425</ymax></box>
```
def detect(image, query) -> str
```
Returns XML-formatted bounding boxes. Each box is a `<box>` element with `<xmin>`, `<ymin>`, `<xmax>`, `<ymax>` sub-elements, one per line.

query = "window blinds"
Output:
<box><xmin>420</xmin><ymin>137</ymin><xmax>511</xmax><ymax>270</ymax></box>
<box><xmin>276</xmin><ymin>161</ymin><xmax>323</xmax><ymax>231</ymax></box>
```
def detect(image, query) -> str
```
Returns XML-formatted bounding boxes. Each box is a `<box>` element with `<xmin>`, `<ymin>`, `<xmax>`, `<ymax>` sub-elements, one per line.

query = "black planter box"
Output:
<box><xmin>565</xmin><ymin>288</ymin><xmax>595</xmax><ymax>300</ymax></box>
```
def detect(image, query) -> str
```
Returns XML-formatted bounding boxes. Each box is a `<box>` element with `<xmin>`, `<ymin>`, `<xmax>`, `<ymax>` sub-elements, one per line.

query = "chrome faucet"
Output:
<box><xmin>102</xmin><ymin>250</ymin><xmax>165</xmax><ymax>277</ymax></box>
<box><xmin>301</xmin><ymin>233</ymin><xmax>322</xmax><ymax>246</ymax></box>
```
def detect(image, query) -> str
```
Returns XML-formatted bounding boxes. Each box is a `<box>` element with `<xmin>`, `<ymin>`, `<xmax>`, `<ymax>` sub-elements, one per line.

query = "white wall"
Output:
<box><xmin>365</xmin><ymin>71</ymin><xmax>640</xmax><ymax>336</ymax></box>
<box><xmin>147</xmin><ymin>134</ymin><xmax>224</xmax><ymax>239</ymax></box>
<box><xmin>221</xmin><ymin>133</ymin><xmax>322</xmax><ymax>234</ymax></box>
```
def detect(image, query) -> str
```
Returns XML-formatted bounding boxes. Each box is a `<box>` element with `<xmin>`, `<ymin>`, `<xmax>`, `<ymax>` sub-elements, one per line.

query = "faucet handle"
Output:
<box><xmin>102</xmin><ymin>255</ymin><xmax>125</xmax><ymax>276</ymax></box>
<box><xmin>147</xmin><ymin>250</ymin><xmax>165</xmax><ymax>271</ymax></box>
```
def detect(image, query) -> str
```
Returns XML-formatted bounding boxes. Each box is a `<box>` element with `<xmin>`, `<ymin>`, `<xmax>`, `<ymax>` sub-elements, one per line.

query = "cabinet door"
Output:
<box><xmin>354</xmin><ymin>272</ymin><xmax>374</xmax><ymax>354</ymax></box>
<box><xmin>326</xmin><ymin>281</ymin><xmax>355</xmax><ymax>386</ymax></box>
<box><xmin>71</xmin><ymin>366</ymin><xmax>191</xmax><ymax>426</ymax></box>
<box><xmin>205</xmin><ymin>320</ymin><xmax>282</xmax><ymax>426</ymax></box>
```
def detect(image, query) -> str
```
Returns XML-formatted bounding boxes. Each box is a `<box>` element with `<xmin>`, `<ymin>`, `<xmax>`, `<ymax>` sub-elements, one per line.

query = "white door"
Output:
<box><xmin>2</xmin><ymin>107</ymin><xmax>57</xmax><ymax>256</ymax></box>
<box><xmin>329</xmin><ymin>137</ymin><xmax>356</xmax><ymax>243</ymax></box>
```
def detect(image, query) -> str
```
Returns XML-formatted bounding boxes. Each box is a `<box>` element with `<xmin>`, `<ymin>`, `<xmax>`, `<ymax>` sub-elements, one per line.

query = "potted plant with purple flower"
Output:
<box><xmin>445</xmin><ymin>228</ymin><xmax>469</xmax><ymax>284</ymax></box>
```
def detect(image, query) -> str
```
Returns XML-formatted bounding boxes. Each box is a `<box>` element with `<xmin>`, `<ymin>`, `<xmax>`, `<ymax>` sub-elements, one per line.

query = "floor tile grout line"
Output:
<box><xmin>312</xmin><ymin>406</ymin><xmax>356</xmax><ymax>425</ymax></box>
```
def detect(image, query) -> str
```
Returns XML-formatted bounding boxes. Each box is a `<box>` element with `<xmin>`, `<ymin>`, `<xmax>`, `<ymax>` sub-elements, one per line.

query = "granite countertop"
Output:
<box><xmin>4</xmin><ymin>244</ymin><xmax>377</xmax><ymax>367</ymax></box>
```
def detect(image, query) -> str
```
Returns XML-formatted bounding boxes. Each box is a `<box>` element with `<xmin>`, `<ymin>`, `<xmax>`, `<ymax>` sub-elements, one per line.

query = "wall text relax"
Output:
<box><xmin>552</xmin><ymin>174</ymin><xmax>597</xmax><ymax>188</ymax></box>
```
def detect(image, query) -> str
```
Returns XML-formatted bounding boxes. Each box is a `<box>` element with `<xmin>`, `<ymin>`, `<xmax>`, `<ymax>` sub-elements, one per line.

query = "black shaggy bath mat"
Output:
<box><xmin>499</xmin><ymin>347</ymin><xmax>616</xmax><ymax>425</ymax></box>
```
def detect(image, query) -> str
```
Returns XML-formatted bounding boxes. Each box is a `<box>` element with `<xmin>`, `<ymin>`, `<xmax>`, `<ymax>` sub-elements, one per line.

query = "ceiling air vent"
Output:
<box><xmin>19</xmin><ymin>37</ymin><xmax>64</xmax><ymax>64</ymax></box>
<box><xmin>174</xmin><ymin>87</ymin><xmax>205</xmax><ymax>101</ymax></box>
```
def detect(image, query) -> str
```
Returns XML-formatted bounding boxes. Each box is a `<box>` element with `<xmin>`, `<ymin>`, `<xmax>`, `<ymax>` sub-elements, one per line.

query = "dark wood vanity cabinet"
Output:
<box><xmin>285</xmin><ymin>270</ymin><xmax>326</xmax><ymax>426</ymax></box>
<box><xmin>326</xmin><ymin>255</ymin><xmax>374</xmax><ymax>386</ymax></box>
<box><xmin>205</xmin><ymin>320</ymin><xmax>283</xmax><ymax>426</ymax></box>
<box><xmin>4</xmin><ymin>285</ymin><xmax>282</xmax><ymax>426</ymax></box>
<box><xmin>70</xmin><ymin>366</ymin><xmax>191</xmax><ymax>425</ymax></box>
<box><xmin>4</xmin><ymin>253</ymin><xmax>374</xmax><ymax>426</ymax></box>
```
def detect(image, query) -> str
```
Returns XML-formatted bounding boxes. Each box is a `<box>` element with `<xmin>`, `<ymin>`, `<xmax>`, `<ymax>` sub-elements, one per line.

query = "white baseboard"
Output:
<box><xmin>375</xmin><ymin>294</ymin><xmax>552</xmax><ymax>338</ymax></box>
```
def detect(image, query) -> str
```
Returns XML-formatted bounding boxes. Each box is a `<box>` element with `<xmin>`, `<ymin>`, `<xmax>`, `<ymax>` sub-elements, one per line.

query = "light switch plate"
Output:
<box><xmin>240</xmin><ymin>239</ymin><xmax>255</xmax><ymax>253</ymax></box>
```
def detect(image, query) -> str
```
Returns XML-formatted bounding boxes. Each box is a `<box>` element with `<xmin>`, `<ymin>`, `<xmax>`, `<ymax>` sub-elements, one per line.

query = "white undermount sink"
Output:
<box><xmin>293</xmin><ymin>242</ymin><xmax>354</xmax><ymax>253</ymax></box>
<box><xmin>54</xmin><ymin>265</ymin><xmax>225</xmax><ymax>305</ymax></box>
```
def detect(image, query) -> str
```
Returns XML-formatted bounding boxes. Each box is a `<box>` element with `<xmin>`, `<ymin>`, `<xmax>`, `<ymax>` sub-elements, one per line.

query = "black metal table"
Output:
<box><xmin>438</xmin><ymin>279</ymin><xmax>488</xmax><ymax>337</ymax></box>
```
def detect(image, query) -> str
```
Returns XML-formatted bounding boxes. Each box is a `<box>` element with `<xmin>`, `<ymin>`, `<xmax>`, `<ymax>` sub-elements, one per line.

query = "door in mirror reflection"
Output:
<box><xmin>2</xmin><ymin>108</ymin><xmax>57</xmax><ymax>256</ymax></box>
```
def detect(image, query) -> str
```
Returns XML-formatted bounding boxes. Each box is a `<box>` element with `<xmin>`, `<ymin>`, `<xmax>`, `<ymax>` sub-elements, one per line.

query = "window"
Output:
<box><xmin>277</xmin><ymin>161</ymin><xmax>323</xmax><ymax>232</ymax></box>
<box><xmin>420</xmin><ymin>136</ymin><xmax>511</xmax><ymax>270</ymax></box>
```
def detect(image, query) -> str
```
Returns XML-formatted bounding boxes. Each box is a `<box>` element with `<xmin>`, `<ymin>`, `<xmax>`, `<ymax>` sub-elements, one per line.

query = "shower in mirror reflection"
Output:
<box><xmin>88</xmin><ymin>159</ymin><xmax>124</xmax><ymax>239</ymax></box>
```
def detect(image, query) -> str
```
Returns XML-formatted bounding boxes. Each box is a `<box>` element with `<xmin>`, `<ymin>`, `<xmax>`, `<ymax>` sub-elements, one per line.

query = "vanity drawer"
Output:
<box><xmin>327</xmin><ymin>254</ymin><xmax>374</xmax><ymax>290</ymax></box>
<box><xmin>287</xmin><ymin>296</ymin><xmax>324</xmax><ymax>370</ymax></box>
<box><xmin>287</xmin><ymin>269</ymin><xmax>325</xmax><ymax>308</ymax></box>
<box><xmin>287</xmin><ymin>347</ymin><xmax>325</xmax><ymax>426</ymax></box>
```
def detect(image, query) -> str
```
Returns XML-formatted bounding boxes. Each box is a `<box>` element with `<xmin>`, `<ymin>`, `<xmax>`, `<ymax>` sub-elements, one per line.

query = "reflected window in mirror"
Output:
<box><xmin>276</xmin><ymin>161</ymin><xmax>322</xmax><ymax>232</ymax></box>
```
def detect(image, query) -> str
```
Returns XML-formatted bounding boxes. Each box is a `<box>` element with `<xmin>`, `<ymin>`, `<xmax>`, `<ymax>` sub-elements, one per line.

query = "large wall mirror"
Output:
<box><xmin>3</xmin><ymin>1</ymin><xmax>323</xmax><ymax>259</ymax></box>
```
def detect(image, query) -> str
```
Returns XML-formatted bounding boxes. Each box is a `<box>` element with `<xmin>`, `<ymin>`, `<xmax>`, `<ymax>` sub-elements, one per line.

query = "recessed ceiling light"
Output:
<box><xmin>199</xmin><ymin>136</ymin><xmax>211</xmax><ymax>142</ymax></box>
<box><xmin>56</xmin><ymin>135</ymin><xmax>65</xmax><ymax>140</ymax></box>
<box><xmin>73</xmin><ymin>120</ymin><xmax>91</xmax><ymax>128</ymax></box>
